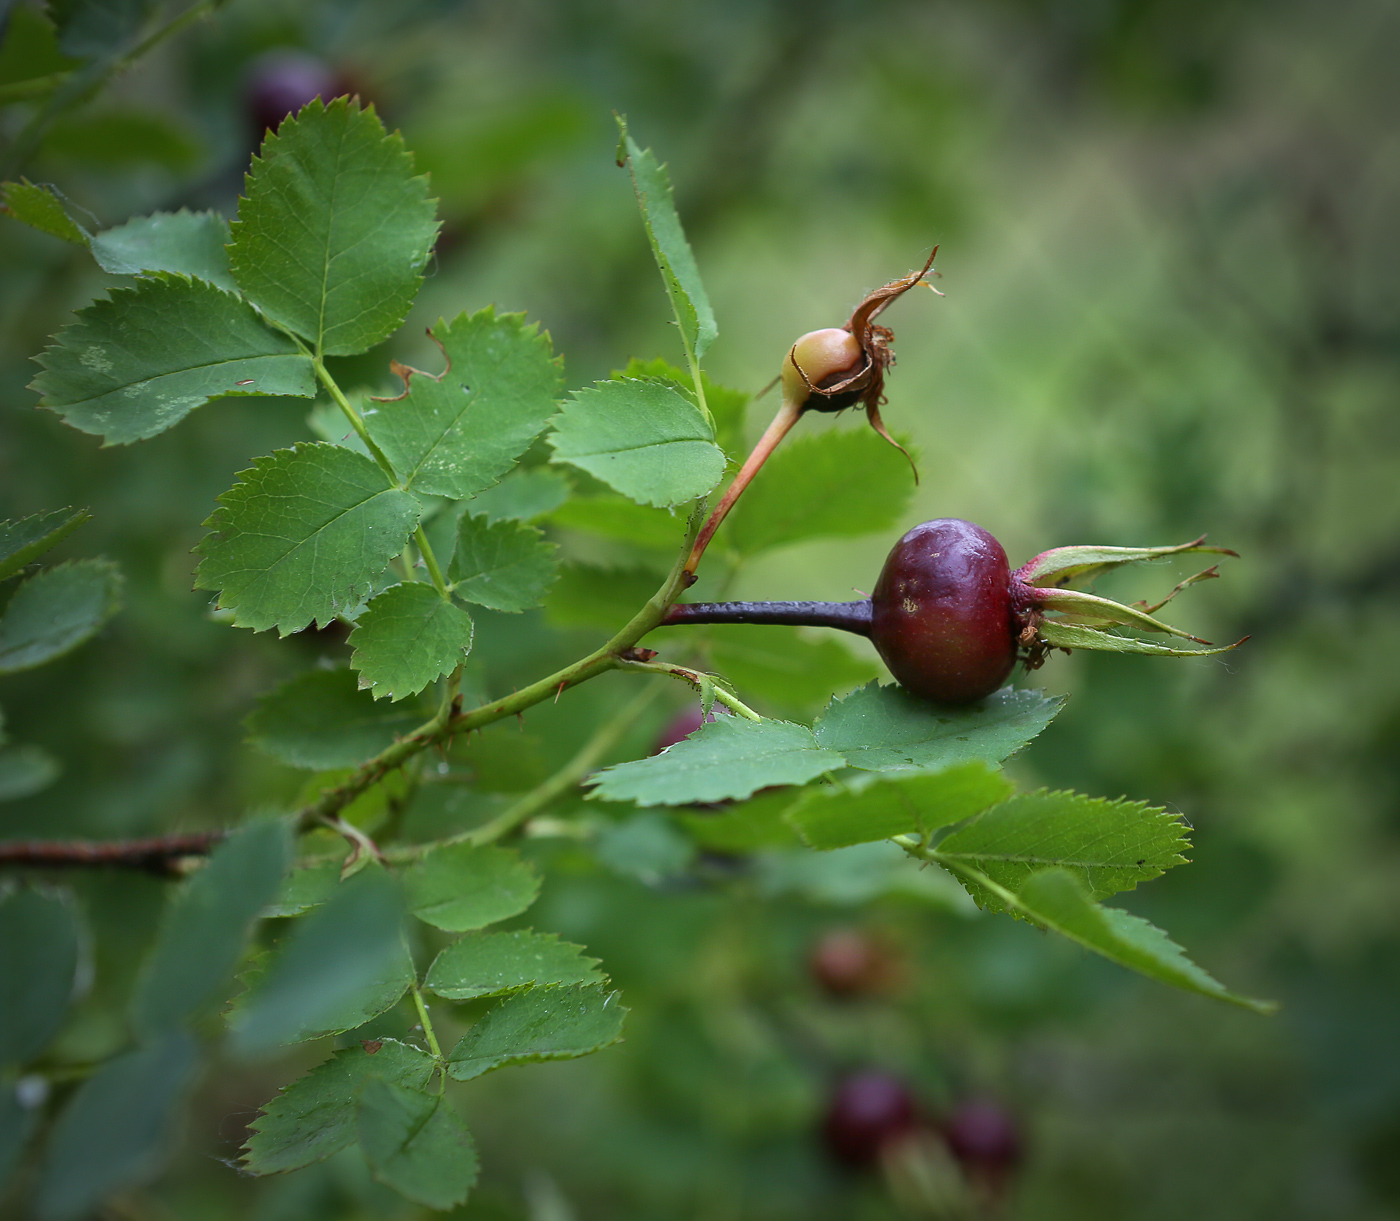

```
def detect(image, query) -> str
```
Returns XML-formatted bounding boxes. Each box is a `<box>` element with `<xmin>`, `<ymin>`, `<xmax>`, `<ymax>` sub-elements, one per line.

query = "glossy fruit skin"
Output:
<box><xmin>821</xmin><ymin>1072</ymin><xmax>918</xmax><ymax>1167</ymax></box>
<box><xmin>870</xmin><ymin>519</ymin><xmax>1017</xmax><ymax>704</ymax></box>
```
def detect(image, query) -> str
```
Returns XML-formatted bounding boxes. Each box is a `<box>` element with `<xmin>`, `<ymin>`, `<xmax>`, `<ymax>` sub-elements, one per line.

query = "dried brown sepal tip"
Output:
<box><xmin>779</xmin><ymin>248</ymin><xmax>941</xmax><ymax>482</ymax></box>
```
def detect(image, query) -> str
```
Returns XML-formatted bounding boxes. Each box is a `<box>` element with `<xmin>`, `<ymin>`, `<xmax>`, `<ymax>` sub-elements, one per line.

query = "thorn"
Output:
<box><xmin>554</xmin><ymin>681</ymin><xmax>567</xmax><ymax>703</ymax></box>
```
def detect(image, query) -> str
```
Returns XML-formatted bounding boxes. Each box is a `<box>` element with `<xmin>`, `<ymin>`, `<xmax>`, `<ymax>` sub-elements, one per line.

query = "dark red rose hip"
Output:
<box><xmin>821</xmin><ymin>1071</ymin><xmax>919</xmax><ymax>1167</ymax></box>
<box><xmin>870</xmin><ymin>518</ymin><xmax>1017</xmax><ymax>704</ymax></box>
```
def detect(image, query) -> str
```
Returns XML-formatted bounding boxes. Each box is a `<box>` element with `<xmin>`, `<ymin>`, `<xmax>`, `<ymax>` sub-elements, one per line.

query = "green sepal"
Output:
<box><xmin>1037</xmin><ymin>621</ymin><xmax>1244</xmax><ymax>657</ymax></box>
<box><xmin>1037</xmin><ymin>587</ymin><xmax>1210</xmax><ymax>641</ymax></box>
<box><xmin>1016</xmin><ymin>537</ymin><xmax>1236</xmax><ymax>588</ymax></box>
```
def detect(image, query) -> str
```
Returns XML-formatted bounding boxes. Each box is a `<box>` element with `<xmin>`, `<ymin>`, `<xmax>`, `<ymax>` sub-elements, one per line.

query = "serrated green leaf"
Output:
<box><xmin>935</xmin><ymin>790</ymin><xmax>1190</xmax><ymax>907</ymax></box>
<box><xmin>195</xmin><ymin>442</ymin><xmax>420</xmax><ymax>635</ymax></box>
<box><xmin>0</xmin><ymin>559</ymin><xmax>122</xmax><ymax>675</ymax></box>
<box><xmin>228</xmin><ymin>868</ymin><xmax>412</xmax><ymax>1057</ymax></box>
<box><xmin>245</xmin><ymin>667</ymin><xmax>430</xmax><ymax>770</ymax></box>
<box><xmin>616</xmin><ymin>118</ymin><xmax>716</xmax><ymax>365</ymax></box>
<box><xmin>130</xmin><ymin>820</ymin><xmax>291</xmax><ymax>1032</ymax></box>
<box><xmin>30</xmin><ymin>275</ymin><xmax>315</xmax><ymax>444</ymax></box>
<box><xmin>0</xmin><ymin>507</ymin><xmax>90</xmax><ymax>581</ymax></box>
<box><xmin>0</xmin><ymin>744</ymin><xmax>61</xmax><ymax>801</ymax></box>
<box><xmin>467</xmin><ymin>466</ymin><xmax>571</xmax><ymax>522</ymax></box>
<box><xmin>357</xmin><ymin>1080</ymin><xmax>478</xmax><ymax>1209</ymax></box>
<box><xmin>404</xmin><ymin>843</ymin><xmax>540</xmax><ymax>932</ymax></box>
<box><xmin>228</xmin><ymin>97</ymin><xmax>438</xmax><ymax>356</ymax></box>
<box><xmin>448</xmin><ymin>515</ymin><xmax>558</xmax><ymax>612</ymax></box>
<box><xmin>425</xmin><ymin>930</ymin><xmax>603</xmax><ymax>1001</ymax></box>
<box><xmin>262</xmin><ymin>858</ymin><xmax>342</xmax><ymax>918</ymax></box>
<box><xmin>814</xmin><ymin>682</ymin><xmax>1064</xmax><ymax>772</ymax></box>
<box><xmin>726</xmin><ymin>427</ymin><xmax>916</xmax><ymax>555</ymax></box>
<box><xmin>366</xmin><ymin>307</ymin><xmax>562</xmax><ymax>498</ymax></box>
<box><xmin>35</xmin><ymin>1029</ymin><xmax>198</xmax><ymax>1221</ymax></box>
<box><xmin>678</xmin><ymin>788</ymin><xmax>803</xmax><ymax>852</ymax></box>
<box><xmin>547</xmin><ymin>495</ymin><xmax>686</xmax><ymax>551</ymax></box>
<box><xmin>0</xmin><ymin>179</ymin><xmax>88</xmax><ymax>245</ymax></box>
<box><xmin>587</xmin><ymin>716</ymin><xmax>844</xmax><ymax>807</ymax></box>
<box><xmin>89</xmin><ymin>209</ymin><xmax>234</xmax><ymax>290</ymax></box>
<box><xmin>787</xmin><ymin>762</ymin><xmax>1013</xmax><ymax>851</ymax></box>
<box><xmin>0</xmin><ymin>888</ymin><xmax>81</xmax><ymax>1066</ymax></box>
<box><xmin>348</xmin><ymin>583</ymin><xmax>474</xmax><ymax>701</ymax></box>
<box><xmin>445</xmin><ymin>983</ymin><xmax>626</xmax><ymax>1081</ymax></box>
<box><xmin>242</xmin><ymin>1038</ymin><xmax>434</xmax><ymax>1175</ymax></box>
<box><xmin>613</xmin><ymin>358</ymin><xmax>749</xmax><ymax>457</ymax></box>
<box><xmin>1036</xmin><ymin>620</ymin><xmax>1240</xmax><ymax>657</ymax></box>
<box><xmin>549</xmin><ymin>378</ymin><xmax>725</xmax><ymax>508</ymax></box>
<box><xmin>950</xmin><ymin>864</ymin><xmax>1274</xmax><ymax>1012</ymax></box>
<box><xmin>544</xmin><ymin>563</ymin><xmax>659</xmax><ymax>631</ymax></box>
<box><xmin>702</xmin><ymin>624</ymin><xmax>880</xmax><ymax>713</ymax></box>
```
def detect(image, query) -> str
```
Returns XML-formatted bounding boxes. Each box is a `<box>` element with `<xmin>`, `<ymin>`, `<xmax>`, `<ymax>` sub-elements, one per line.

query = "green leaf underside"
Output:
<box><xmin>814</xmin><ymin>682</ymin><xmax>1065</xmax><ymax>772</ymax></box>
<box><xmin>446</xmin><ymin>983</ymin><xmax>626</xmax><ymax>1081</ymax></box>
<box><xmin>1018</xmin><ymin>539</ymin><xmax>1229</xmax><ymax>587</ymax></box>
<box><xmin>35</xmin><ymin>1030</ymin><xmax>198</xmax><ymax>1221</ymax></box>
<box><xmin>1</xmin><ymin>180</ymin><xmax>88</xmax><ymax>245</ymax></box>
<box><xmin>788</xmin><ymin>762</ymin><xmax>1014</xmax><ymax>851</ymax></box>
<box><xmin>679</xmin><ymin>788</ymin><xmax>804</xmax><ymax>852</ymax></box>
<box><xmin>952</xmin><ymin>865</ymin><xmax>1273</xmax><ymax>1013</ymax></box>
<box><xmin>936</xmin><ymin>790</ymin><xmax>1189</xmax><ymax>907</ymax></box>
<box><xmin>0</xmin><ymin>744</ymin><xmax>62</xmax><ymax>801</ymax></box>
<box><xmin>245</xmin><ymin>667</ymin><xmax>430</xmax><ymax>770</ymax></box>
<box><xmin>366</xmin><ymin>308</ymin><xmax>563</xmax><ymax>499</ymax></box>
<box><xmin>357</xmin><ymin>1080</ymin><xmax>478</xmax><ymax>1209</ymax></box>
<box><xmin>263</xmin><ymin>858</ymin><xmax>343</xmax><ymax>917</ymax></box>
<box><xmin>405</xmin><ymin>843</ymin><xmax>541</xmax><ymax>932</ymax></box>
<box><xmin>448</xmin><ymin>515</ymin><xmax>558</xmax><ymax>612</ymax></box>
<box><xmin>467</xmin><ymin>467</ymin><xmax>570</xmax><ymax>522</ymax></box>
<box><xmin>228</xmin><ymin>870</ymin><xmax>411</xmax><ymax>1056</ymax></box>
<box><xmin>547</xmin><ymin>496</ymin><xmax>686</xmax><ymax>551</ymax></box>
<box><xmin>30</xmin><ymin>275</ymin><xmax>315</xmax><ymax>445</ymax></box>
<box><xmin>617</xmin><ymin>122</ymin><xmax>717</xmax><ymax>364</ymax></box>
<box><xmin>130</xmin><ymin>821</ymin><xmax>291</xmax><ymax>1031</ymax></box>
<box><xmin>349</xmin><ymin>583</ymin><xmax>474</xmax><ymax>700</ymax></box>
<box><xmin>614</xmin><ymin>358</ymin><xmax>749</xmax><ymax>458</ymax></box>
<box><xmin>228</xmin><ymin>98</ymin><xmax>438</xmax><ymax>356</ymax></box>
<box><xmin>242</xmin><ymin>1039</ymin><xmax>434</xmax><ymax>1174</ymax></box>
<box><xmin>0</xmin><ymin>506</ymin><xmax>90</xmax><ymax>582</ymax></box>
<box><xmin>90</xmin><ymin>209</ymin><xmax>235</xmax><ymax>290</ymax></box>
<box><xmin>587</xmin><ymin>716</ymin><xmax>845</xmax><ymax>807</ymax></box>
<box><xmin>0</xmin><ymin>889</ymin><xmax>81</xmax><ymax>1066</ymax></box>
<box><xmin>195</xmin><ymin>443</ymin><xmax>420</xmax><ymax>634</ymax></box>
<box><xmin>0</xmin><ymin>559</ymin><xmax>122</xmax><ymax>675</ymax></box>
<box><xmin>726</xmin><ymin>428</ymin><xmax>917</xmax><ymax>555</ymax></box>
<box><xmin>425</xmin><ymin>930</ymin><xmax>604</xmax><ymax>1000</ymax></box>
<box><xmin>548</xmin><ymin>378</ymin><xmax>725</xmax><ymax>508</ymax></box>
<box><xmin>1038</xmin><ymin>621</ymin><xmax>1237</xmax><ymax>656</ymax></box>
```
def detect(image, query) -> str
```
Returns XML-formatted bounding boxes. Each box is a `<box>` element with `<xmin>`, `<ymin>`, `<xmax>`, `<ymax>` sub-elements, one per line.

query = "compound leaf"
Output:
<box><xmin>35</xmin><ymin>1029</ymin><xmax>198</xmax><ymax>1221</ymax></box>
<box><xmin>0</xmin><ymin>559</ymin><xmax>122</xmax><ymax>675</ymax></box>
<box><xmin>814</xmin><ymin>682</ymin><xmax>1064</xmax><ymax>772</ymax></box>
<box><xmin>424</xmin><ymin>930</ymin><xmax>603</xmax><ymax>1001</ymax></box>
<box><xmin>616</xmin><ymin>118</ymin><xmax>716</xmax><ymax>365</ymax></box>
<box><xmin>0</xmin><ymin>507</ymin><xmax>90</xmax><ymax>582</ymax></box>
<box><xmin>587</xmin><ymin>716</ymin><xmax>844</xmax><ymax>807</ymax></box>
<box><xmin>89</xmin><ymin>209</ymin><xmax>235</xmax><ymax>290</ymax></box>
<box><xmin>30</xmin><ymin>275</ymin><xmax>315</xmax><ymax>444</ymax></box>
<box><xmin>195</xmin><ymin>442</ymin><xmax>420</xmax><ymax>635</ymax></box>
<box><xmin>445</xmin><ymin>983</ymin><xmax>626</xmax><ymax>1081</ymax></box>
<box><xmin>242</xmin><ymin>1038</ymin><xmax>434</xmax><ymax>1175</ymax></box>
<box><xmin>549</xmin><ymin>378</ymin><xmax>725</xmax><ymax>508</ymax></box>
<box><xmin>366</xmin><ymin>308</ymin><xmax>562</xmax><ymax>499</ymax></box>
<box><xmin>245</xmin><ymin>667</ymin><xmax>430</xmax><ymax>770</ymax></box>
<box><xmin>357</xmin><ymin>1081</ymin><xmax>478</xmax><ymax>1209</ymax></box>
<box><xmin>228</xmin><ymin>97</ymin><xmax>438</xmax><ymax>356</ymax></box>
<box><xmin>935</xmin><ymin>790</ymin><xmax>1190</xmax><ymax>907</ymax></box>
<box><xmin>448</xmin><ymin>515</ymin><xmax>557</xmax><ymax>612</ymax></box>
<box><xmin>0</xmin><ymin>888</ymin><xmax>81</xmax><ymax>1066</ymax></box>
<box><xmin>130</xmin><ymin>820</ymin><xmax>291</xmax><ymax>1032</ymax></box>
<box><xmin>349</xmin><ymin>583</ymin><xmax>474</xmax><ymax>701</ymax></box>
<box><xmin>787</xmin><ymin>762</ymin><xmax>1013</xmax><ymax>851</ymax></box>
<box><xmin>726</xmin><ymin>427</ymin><xmax>916</xmax><ymax>555</ymax></box>
<box><xmin>404</xmin><ymin>843</ymin><xmax>540</xmax><ymax>932</ymax></box>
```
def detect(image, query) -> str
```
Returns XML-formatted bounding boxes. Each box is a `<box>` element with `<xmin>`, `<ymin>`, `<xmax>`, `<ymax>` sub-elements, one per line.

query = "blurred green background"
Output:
<box><xmin>2</xmin><ymin>0</ymin><xmax>1398</xmax><ymax>1216</ymax></box>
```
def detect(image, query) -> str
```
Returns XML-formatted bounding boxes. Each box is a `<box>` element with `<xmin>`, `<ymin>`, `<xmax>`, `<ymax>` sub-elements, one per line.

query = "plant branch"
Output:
<box><xmin>0</xmin><ymin>832</ymin><xmax>222</xmax><ymax>875</ymax></box>
<box><xmin>661</xmin><ymin>599</ymin><xmax>872</xmax><ymax>635</ymax></box>
<box><xmin>410</xmin><ymin>982</ymin><xmax>444</xmax><ymax>1063</ymax></box>
<box><xmin>311</xmin><ymin>356</ymin><xmax>400</xmax><ymax>482</ymax></box>
<box><xmin>615</xmin><ymin>658</ymin><xmax>761</xmax><ymax>720</ymax></box>
<box><xmin>413</xmin><ymin>525</ymin><xmax>450</xmax><ymax>597</ymax></box>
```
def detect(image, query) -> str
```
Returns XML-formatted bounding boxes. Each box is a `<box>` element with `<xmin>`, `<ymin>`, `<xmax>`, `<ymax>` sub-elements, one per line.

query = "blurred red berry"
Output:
<box><xmin>943</xmin><ymin>1098</ymin><xmax>1023</xmax><ymax>1190</ymax></box>
<box><xmin>809</xmin><ymin>928</ymin><xmax>895</xmax><ymax>998</ymax></box>
<box><xmin>244</xmin><ymin>51</ymin><xmax>345</xmax><ymax>135</ymax></box>
<box><xmin>821</xmin><ymin>1071</ymin><xmax>918</xmax><ymax>1167</ymax></box>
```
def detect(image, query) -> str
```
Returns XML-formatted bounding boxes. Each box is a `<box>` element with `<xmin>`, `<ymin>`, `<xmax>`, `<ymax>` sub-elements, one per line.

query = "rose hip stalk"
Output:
<box><xmin>683</xmin><ymin>250</ymin><xmax>939</xmax><ymax>576</ymax></box>
<box><xmin>663</xmin><ymin>518</ymin><xmax>1244</xmax><ymax>704</ymax></box>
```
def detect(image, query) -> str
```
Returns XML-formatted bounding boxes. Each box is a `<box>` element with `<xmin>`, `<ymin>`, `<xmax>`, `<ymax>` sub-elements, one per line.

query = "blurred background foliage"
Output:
<box><xmin>2</xmin><ymin>0</ymin><xmax>1398</xmax><ymax>1216</ymax></box>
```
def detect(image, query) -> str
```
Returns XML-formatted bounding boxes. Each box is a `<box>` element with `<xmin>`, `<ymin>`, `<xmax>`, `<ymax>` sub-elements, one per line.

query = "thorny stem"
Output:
<box><xmin>614</xmin><ymin>658</ymin><xmax>762</xmax><ymax>720</ymax></box>
<box><xmin>684</xmin><ymin>397</ymin><xmax>803</xmax><ymax>576</ymax></box>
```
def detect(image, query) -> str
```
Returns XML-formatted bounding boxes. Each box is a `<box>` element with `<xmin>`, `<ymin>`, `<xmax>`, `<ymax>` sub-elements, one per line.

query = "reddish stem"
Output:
<box><xmin>661</xmin><ymin>600</ymin><xmax>873</xmax><ymax>636</ymax></box>
<box><xmin>0</xmin><ymin>832</ymin><xmax>223</xmax><ymax>876</ymax></box>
